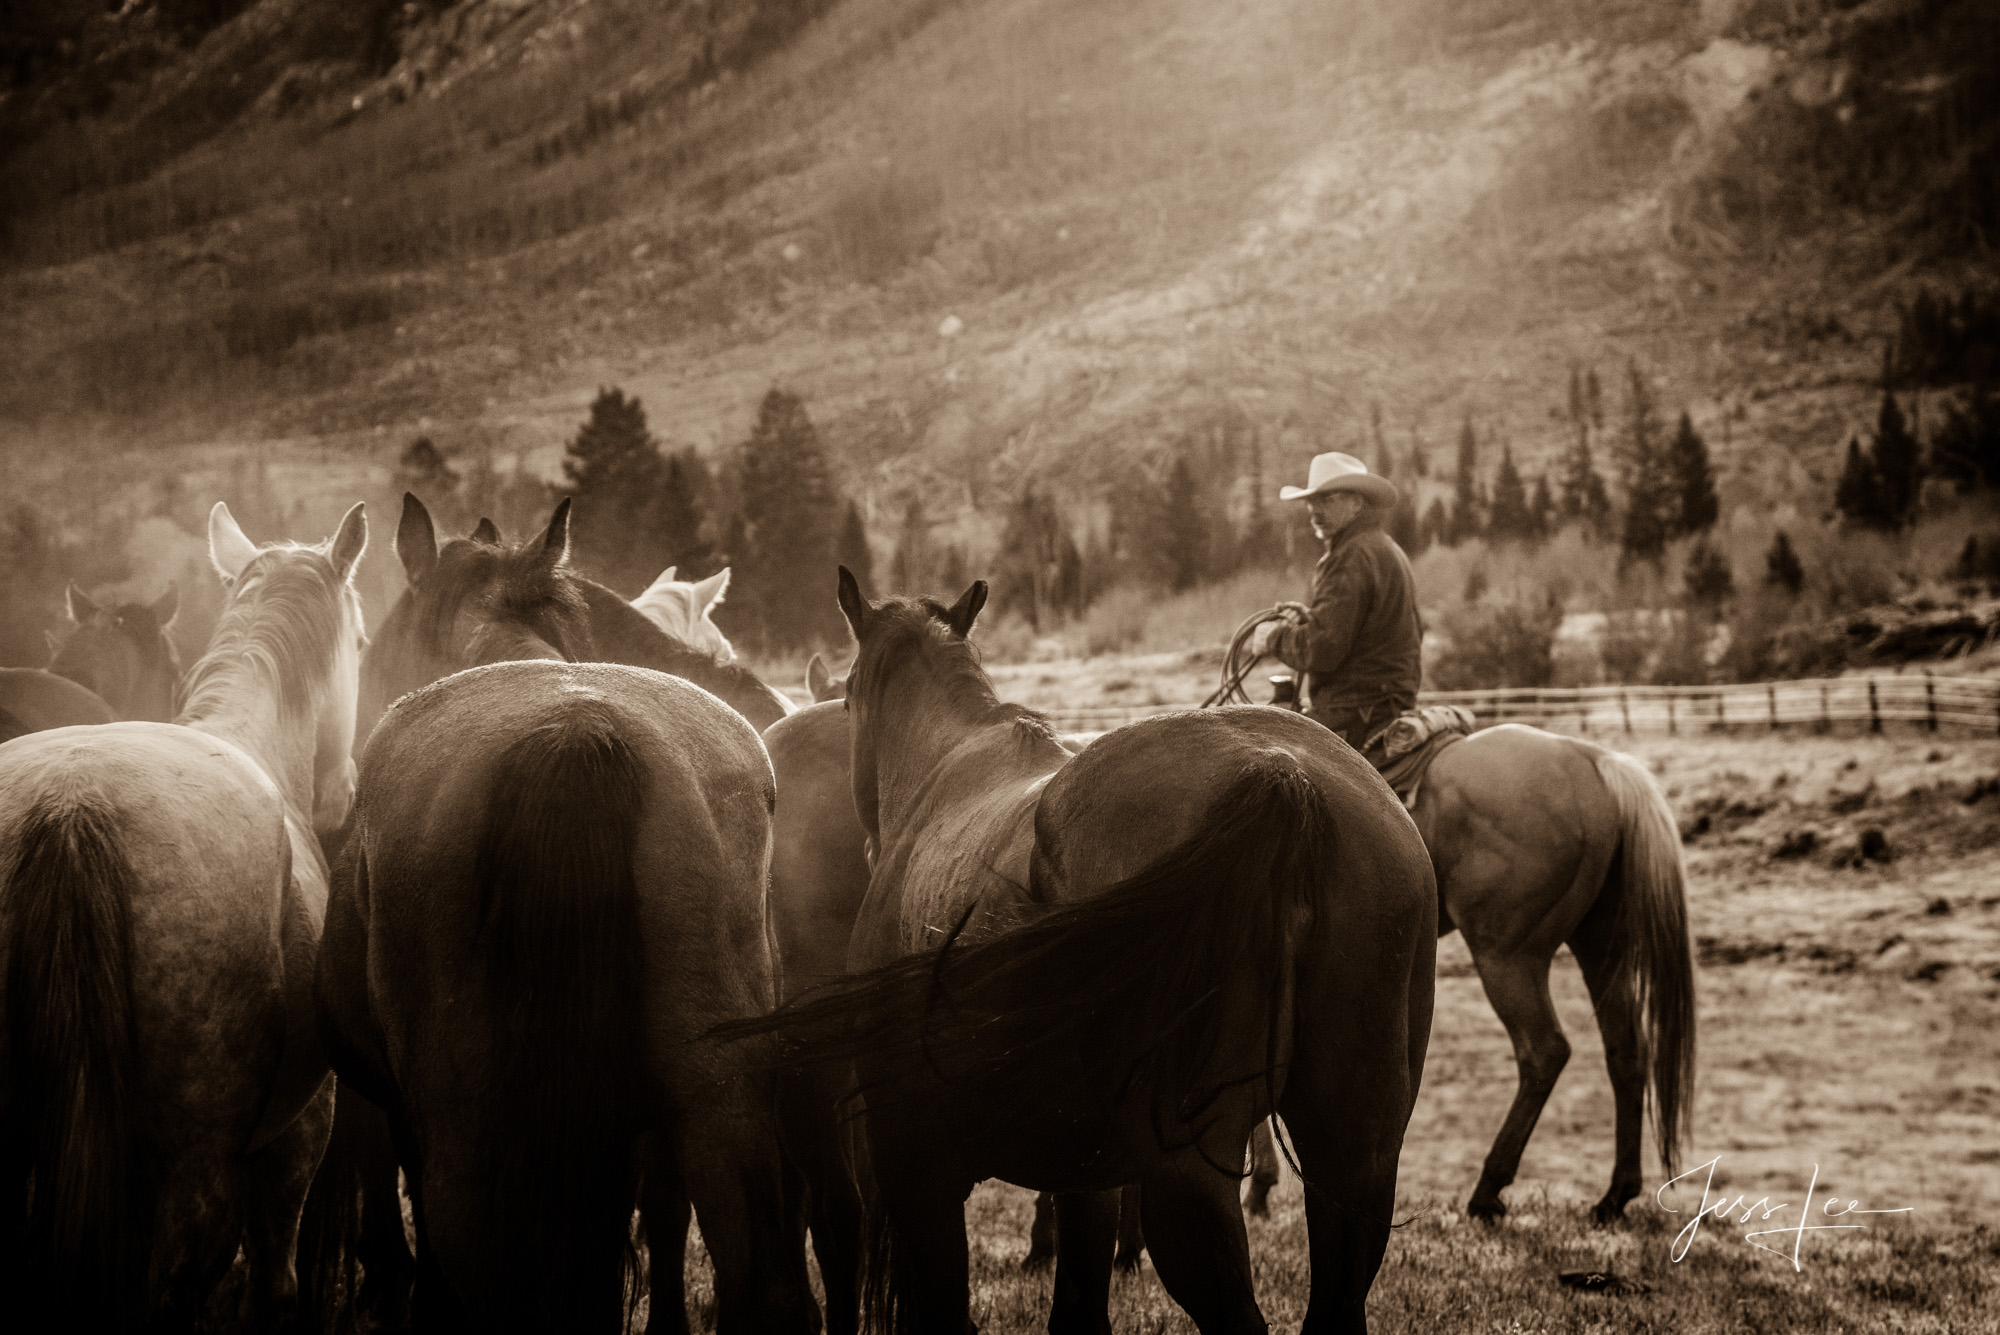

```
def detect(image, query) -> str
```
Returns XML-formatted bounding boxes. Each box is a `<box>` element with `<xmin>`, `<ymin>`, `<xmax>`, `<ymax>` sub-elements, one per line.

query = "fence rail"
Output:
<box><xmin>1040</xmin><ymin>672</ymin><xmax>2000</xmax><ymax>737</ymax></box>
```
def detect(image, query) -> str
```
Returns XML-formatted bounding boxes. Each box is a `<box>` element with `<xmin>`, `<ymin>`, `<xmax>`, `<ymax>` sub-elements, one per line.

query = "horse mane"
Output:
<box><xmin>415</xmin><ymin>538</ymin><xmax>594</xmax><ymax>662</ymax></box>
<box><xmin>856</xmin><ymin>596</ymin><xmax>1055</xmax><ymax>740</ymax></box>
<box><xmin>179</xmin><ymin>546</ymin><xmax>355</xmax><ymax>724</ymax></box>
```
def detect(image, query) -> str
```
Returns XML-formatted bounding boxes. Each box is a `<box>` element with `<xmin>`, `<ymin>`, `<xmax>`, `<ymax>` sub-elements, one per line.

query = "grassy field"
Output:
<box><xmin>664</xmin><ymin>724</ymin><xmax>2000</xmax><ymax>1333</ymax></box>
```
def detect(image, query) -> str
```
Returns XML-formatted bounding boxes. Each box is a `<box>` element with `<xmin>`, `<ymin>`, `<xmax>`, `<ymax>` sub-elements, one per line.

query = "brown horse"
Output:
<box><xmin>355</xmin><ymin>494</ymin><xmax>793</xmax><ymax>741</ymax></box>
<box><xmin>0</xmin><ymin>501</ymin><xmax>368</xmax><ymax>1330</ymax></box>
<box><xmin>0</xmin><ymin>667</ymin><xmax>114</xmax><ymax>743</ymax></box>
<box><xmin>305</xmin><ymin>494</ymin><xmax>798</xmax><ymax>1331</ymax></box>
<box><xmin>741</xmin><ymin>571</ymin><xmax>1435</xmax><ymax>1335</ymax></box>
<box><xmin>315</xmin><ymin>658</ymin><xmax>819</xmax><ymax>1335</ymax></box>
<box><xmin>1410</xmin><ymin>724</ymin><xmax>1695</xmax><ymax>1221</ymax></box>
<box><xmin>49</xmin><ymin>584</ymin><xmax>183</xmax><ymax>722</ymax></box>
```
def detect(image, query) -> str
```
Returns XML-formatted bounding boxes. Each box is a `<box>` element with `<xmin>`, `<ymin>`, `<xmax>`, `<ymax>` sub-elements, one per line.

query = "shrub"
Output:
<box><xmin>1427</xmin><ymin>592</ymin><xmax>1562</xmax><ymax>691</ymax></box>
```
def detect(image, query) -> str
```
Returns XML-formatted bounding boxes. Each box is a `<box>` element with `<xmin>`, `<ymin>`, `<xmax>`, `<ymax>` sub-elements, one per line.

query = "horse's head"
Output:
<box><xmin>632</xmin><ymin>565</ymin><xmax>735</xmax><ymax>663</ymax></box>
<box><xmin>200</xmin><ymin>500</ymin><xmax>370</xmax><ymax>833</ymax></box>
<box><xmin>834</xmin><ymin>566</ymin><xmax>989</xmax><ymax>842</ymax></box>
<box><xmin>359</xmin><ymin>494</ymin><xmax>592</xmax><ymax>745</ymax></box>
<box><xmin>805</xmin><ymin>652</ymin><xmax>848</xmax><ymax>702</ymax></box>
<box><xmin>48</xmin><ymin>583</ymin><xmax>183</xmax><ymax>722</ymax></box>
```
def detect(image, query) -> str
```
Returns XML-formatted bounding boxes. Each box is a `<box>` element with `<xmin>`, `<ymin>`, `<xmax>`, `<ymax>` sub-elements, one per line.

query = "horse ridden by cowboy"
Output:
<box><xmin>1249</xmin><ymin>451</ymin><xmax>1422</xmax><ymax>756</ymax></box>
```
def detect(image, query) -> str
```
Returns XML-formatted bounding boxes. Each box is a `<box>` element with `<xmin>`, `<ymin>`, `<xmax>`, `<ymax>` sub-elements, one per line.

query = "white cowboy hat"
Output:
<box><xmin>1278</xmin><ymin>451</ymin><xmax>1398</xmax><ymax>507</ymax></box>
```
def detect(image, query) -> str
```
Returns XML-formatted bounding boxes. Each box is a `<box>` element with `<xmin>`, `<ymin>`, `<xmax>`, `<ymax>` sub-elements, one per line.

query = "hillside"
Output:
<box><xmin>2</xmin><ymin>0</ymin><xmax>1997</xmax><ymax>654</ymax></box>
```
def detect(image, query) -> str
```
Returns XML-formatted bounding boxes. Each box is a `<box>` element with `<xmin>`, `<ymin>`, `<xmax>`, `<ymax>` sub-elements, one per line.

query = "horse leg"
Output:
<box><xmin>1570</xmin><ymin>915</ymin><xmax>1646</xmax><ymax>1223</ymax></box>
<box><xmin>1464</xmin><ymin>950</ymin><xmax>1570</xmax><ymax>1222</ymax></box>
<box><xmin>678</xmin><ymin>1096</ymin><xmax>819</xmax><ymax>1335</ymax></box>
<box><xmin>244</xmin><ymin>1077</ymin><xmax>335</xmax><ymax>1333</ymax></box>
<box><xmin>352</xmin><ymin>1098</ymin><xmax>417</xmax><ymax>1329</ymax></box>
<box><xmin>1137</xmin><ymin>1156</ymin><xmax>1265</xmax><ymax>1335</ymax></box>
<box><xmin>871</xmin><ymin>1143</ymin><xmax>973</xmax><ymax>1335</ymax></box>
<box><xmin>639</xmin><ymin>1142</ymin><xmax>691</xmax><ymax>1335</ymax></box>
<box><xmin>808</xmin><ymin>1156</ymin><xmax>865</xmax><ymax>1335</ymax></box>
<box><xmin>1244</xmin><ymin>1121</ymin><xmax>1279</xmax><ymax>1218</ymax></box>
<box><xmin>396</xmin><ymin>1123</ymin><xmax>472</xmax><ymax>1334</ymax></box>
<box><xmin>1025</xmin><ymin>1191</ymin><xmax>1057</xmax><ymax>1269</ymax></box>
<box><xmin>1048</xmin><ymin>1190</ymin><xmax>1119</xmax><ymax>1335</ymax></box>
<box><xmin>1113</xmin><ymin>1185</ymin><xmax>1144</xmax><ymax>1271</ymax></box>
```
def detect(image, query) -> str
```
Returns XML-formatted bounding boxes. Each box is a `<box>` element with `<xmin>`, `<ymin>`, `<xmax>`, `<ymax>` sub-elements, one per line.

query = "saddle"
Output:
<box><xmin>1362</xmin><ymin>704</ymin><xmax>1477</xmax><ymax>809</ymax></box>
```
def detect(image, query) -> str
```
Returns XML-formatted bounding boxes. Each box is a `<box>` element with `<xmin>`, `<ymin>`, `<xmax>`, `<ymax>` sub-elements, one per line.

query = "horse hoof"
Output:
<box><xmin>1114</xmin><ymin>1253</ymin><xmax>1143</xmax><ymax>1273</ymax></box>
<box><xmin>1592</xmin><ymin>1197</ymin><xmax>1629</xmax><ymax>1226</ymax></box>
<box><xmin>1022</xmin><ymin>1251</ymin><xmax>1054</xmax><ymax>1272</ymax></box>
<box><xmin>1247</xmin><ymin>1196</ymin><xmax>1271</xmax><ymax>1219</ymax></box>
<box><xmin>1467</xmin><ymin>1196</ymin><xmax>1508</xmax><ymax>1224</ymax></box>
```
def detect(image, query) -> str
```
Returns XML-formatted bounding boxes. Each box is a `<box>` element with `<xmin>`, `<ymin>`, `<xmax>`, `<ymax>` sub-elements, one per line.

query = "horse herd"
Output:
<box><xmin>0</xmin><ymin>493</ymin><xmax>1697</xmax><ymax>1334</ymax></box>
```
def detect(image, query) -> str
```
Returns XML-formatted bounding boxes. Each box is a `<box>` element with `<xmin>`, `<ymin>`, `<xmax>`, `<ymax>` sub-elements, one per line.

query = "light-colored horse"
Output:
<box><xmin>48</xmin><ymin>583</ymin><xmax>184</xmax><ymax>722</ymax></box>
<box><xmin>632</xmin><ymin>565</ymin><xmax>734</xmax><ymax>663</ymax></box>
<box><xmin>0</xmin><ymin>501</ymin><xmax>367</xmax><ymax>1330</ymax></box>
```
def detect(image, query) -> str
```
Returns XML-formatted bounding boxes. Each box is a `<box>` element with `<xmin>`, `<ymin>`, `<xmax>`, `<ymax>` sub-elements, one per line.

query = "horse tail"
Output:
<box><xmin>1594</xmin><ymin>749</ymin><xmax>1697</xmax><ymax>1176</ymax></box>
<box><xmin>475</xmin><ymin>699</ymin><xmax>648</xmax><ymax>1329</ymax></box>
<box><xmin>295</xmin><ymin>1083</ymin><xmax>366</xmax><ymax>1335</ymax></box>
<box><xmin>3</xmin><ymin>798</ymin><xmax>142</xmax><ymax>1329</ymax></box>
<box><xmin>728</xmin><ymin>758</ymin><xmax>1330</xmax><ymax>1332</ymax></box>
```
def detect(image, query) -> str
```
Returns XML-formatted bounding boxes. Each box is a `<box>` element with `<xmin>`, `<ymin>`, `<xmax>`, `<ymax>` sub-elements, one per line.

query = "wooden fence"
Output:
<box><xmin>1041</xmin><ymin>672</ymin><xmax>2000</xmax><ymax>737</ymax></box>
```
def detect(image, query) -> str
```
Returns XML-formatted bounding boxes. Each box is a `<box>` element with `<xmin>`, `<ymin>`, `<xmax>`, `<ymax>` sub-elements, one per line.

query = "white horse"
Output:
<box><xmin>630</xmin><ymin>565</ymin><xmax>735</xmax><ymax>663</ymax></box>
<box><xmin>0</xmin><ymin>501</ymin><xmax>368</xmax><ymax>1330</ymax></box>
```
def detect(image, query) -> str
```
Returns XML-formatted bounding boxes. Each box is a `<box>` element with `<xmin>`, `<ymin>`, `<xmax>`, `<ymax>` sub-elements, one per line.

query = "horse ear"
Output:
<box><xmin>806</xmin><ymin>653</ymin><xmax>831</xmax><ymax>700</ymax></box>
<box><xmin>541</xmin><ymin>498</ymin><xmax>573</xmax><ymax>562</ymax></box>
<box><xmin>944</xmin><ymin>580</ymin><xmax>988</xmax><ymax>639</ymax></box>
<box><xmin>836</xmin><ymin>565</ymin><xmax>869</xmax><ymax>640</ymax></box>
<box><xmin>693</xmin><ymin>567</ymin><xmax>730</xmax><ymax>613</ymax></box>
<box><xmin>329</xmin><ymin>502</ymin><xmax>369</xmax><ymax>580</ymax></box>
<box><xmin>66</xmin><ymin>582</ymin><xmax>99</xmax><ymax>623</ymax></box>
<box><xmin>208</xmin><ymin>502</ymin><xmax>260</xmax><ymax>581</ymax></box>
<box><xmin>396</xmin><ymin>493</ymin><xmax>438</xmax><ymax>587</ymax></box>
<box><xmin>150</xmin><ymin>583</ymin><xmax>179</xmax><ymax>627</ymax></box>
<box><xmin>469</xmin><ymin>517</ymin><xmax>500</xmax><ymax>544</ymax></box>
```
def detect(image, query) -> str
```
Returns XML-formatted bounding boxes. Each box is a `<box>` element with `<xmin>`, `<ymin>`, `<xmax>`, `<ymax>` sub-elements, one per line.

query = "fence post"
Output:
<box><xmin>1925</xmin><ymin>671</ymin><xmax>1938</xmax><ymax>733</ymax></box>
<box><xmin>1868</xmin><ymin>677</ymin><xmax>1881</xmax><ymax>734</ymax></box>
<box><xmin>1820</xmin><ymin>681</ymin><xmax>1831</xmax><ymax>730</ymax></box>
<box><xmin>1768</xmin><ymin>682</ymin><xmax>1778</xmax><ymax>731</ymax></box>
<box><xmin>1620</xmin><ymin>689</ymin><xmax>1631</xmax><ymax>734</ymax></box>
<box><xmin>1668</xmin><ymin>693</ymin><xmax>1677</xmax><ymax>736</ymax></box>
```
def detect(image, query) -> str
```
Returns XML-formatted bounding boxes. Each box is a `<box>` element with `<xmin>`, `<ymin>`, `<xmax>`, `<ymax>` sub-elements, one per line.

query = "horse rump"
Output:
<box><xmin>724</xmin><ymin>755</ymin><xmax>1332</xmax><ymax>1158</ymax></box>
<box><xmin>466</xmin><ymin>700</ymin><xmax>650</xmax><ymax>1330</ymax></box>
<box><xmin>2</xmin><ymin>798</ymin><xmax>143</xmax><ymax>1329</ymax></box>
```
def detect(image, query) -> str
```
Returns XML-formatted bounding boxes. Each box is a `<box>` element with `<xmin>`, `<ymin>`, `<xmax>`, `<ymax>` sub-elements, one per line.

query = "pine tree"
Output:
<box><xmin>1765</xmin><ymin>530</ymin><xmax>1805</xmax><ymax>594</ymax></box>
<box><xmin>1615</xmin><ymin>362</ymin><xmax>1673</xmax><ymax>565</ymax></box>
<box><xmin>1150</xmin><ymin>452</ymin><xmax>1211</xmax><ymax>590</ymax></box>
<box><xmin>1560</xmin><ymin>366</ymin><xmax>1613</xmax><ymax>539</ymax></box>
<box><xmin>1422</xmin><ymin>497</ymin><xmax>1452</xmax><ymax>549</ymax></box>
<box><xmin>1833</xmin><ymin>436</ymin><xmax>1883</xmax><ymax>529</ymax></box>
<box><xmin>1529</xmin><ymin>473</ymin><xmax>1555</xmax><ymax>539</ymax></box>
<box><xmin>1486</xmin><ymin>446</ymin><xmax>1532</xmax><ymax>542</ymax></box>
<box><xmin>1930</xmin><ymin>378</ymin><xmax>2000</xmax><ymax>492</ymax></box>
<box><xmin>560</xmin><ymin>386</ymin><xmax>676</xmax><ymax>593</ymax></box>
<box><xmin>1666</xmin><ymin>411</ymin><xmax>1720</xmax><ymax>536</ymax></box>
<box><xmin>655</xmin><ymin>449</ymin><xmax>717</xmax><ymax>576</ymax></box>
<box><xmin>1871</xmin><ymin>388</ymin><xmax>1922</xmax><ymax>528</ymax></box>
<box><xmin>1408</xmin><ymin>429</ymin><xmax>1428</xmax><ymax>479</ymax></box>
<box><xmin>888</xmin><ymin>497</ymin><xmax>930</xmax><ymax>593</ymax></box>
<box><xmin>1683</xmin><ymin>537</ymin><xmax>1734</xmax><ymax>607</ymax></box>
<box><xmin>996</xmin><ymin>489</ymin><xmax>1068</xmax><ymax>629</ymax></box>
<box><xmin>1451</xmin><ymin>414</ymin><xmax>1484</xmax><ymax>543</ymax></box>
<box><xmin>733</xmin><ymin>388</ymin><xmax>844</xmax><ymax>650</ymax></box>
<box><xmin>1387</xmin><ymin>483</ymin><xmax>1425</xmax><ymax>557</ymax></box>
<box><xmin>834</xmin><ymin>498</ymin><xmax>875</xmax><ymax>599</ymax></box>
<box><xmin>396</xmin><ymin>436</ymin><xmax>459</xmax><ymax>501</ymax></box>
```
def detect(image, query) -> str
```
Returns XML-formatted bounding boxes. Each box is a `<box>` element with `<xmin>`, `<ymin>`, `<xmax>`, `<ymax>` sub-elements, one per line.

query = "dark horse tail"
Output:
<box><xmin>1594</xmin><ymin>749</ymin><xmax>1697</xmax><ymax>1176</ymax></box>
<box><xmin>724</xmin><ymin>758</ymin><xmax>1333</xmax><ymax>1332</ymax></box>
<box><xmin>4</xmin><ymin>799</ymin><xmax>142</xmax><ymax>1330</ymax></box>
<box><xmin>474</xmin><ymin>700</ymin><xmax>649</xmax><ymax>1331</ymax></box>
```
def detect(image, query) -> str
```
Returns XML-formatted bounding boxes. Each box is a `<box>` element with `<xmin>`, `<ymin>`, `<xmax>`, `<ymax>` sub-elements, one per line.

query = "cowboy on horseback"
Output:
<box><xmin>1248</xmin><ymin>451</ymin><xmax>1421</xmax><ymax>754</ymax></box>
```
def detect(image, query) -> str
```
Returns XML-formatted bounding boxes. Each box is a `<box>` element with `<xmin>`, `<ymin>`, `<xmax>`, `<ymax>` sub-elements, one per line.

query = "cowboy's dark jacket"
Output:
<box><xmin>1268</xmin><ymin>514</ymin><xmax>1423</xmax><ymax>713</ymax></box>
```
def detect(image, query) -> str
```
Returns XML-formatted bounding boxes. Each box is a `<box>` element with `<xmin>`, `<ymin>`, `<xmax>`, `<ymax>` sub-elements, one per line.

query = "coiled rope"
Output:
<box><xmin>1200</xmin><ymin>602</ymin><xmax>1310</xmax><ymax>709</ymax></box>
